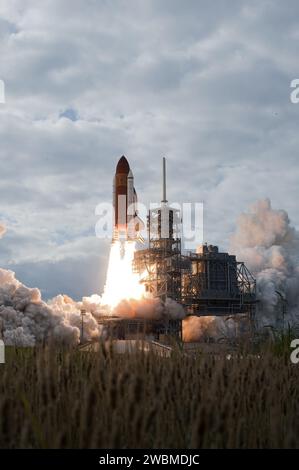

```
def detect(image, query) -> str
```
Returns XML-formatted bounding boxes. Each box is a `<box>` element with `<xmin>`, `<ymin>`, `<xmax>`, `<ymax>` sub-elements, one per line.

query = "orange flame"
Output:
<box><xmin>101</xmin><ymin>241</ymin><xmax>145</xmax><ymax>310</ymax></box>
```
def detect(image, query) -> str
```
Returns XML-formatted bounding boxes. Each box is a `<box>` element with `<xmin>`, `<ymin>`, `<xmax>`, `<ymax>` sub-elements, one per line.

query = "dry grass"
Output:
<box><xmin>0</xmin><ymin>343</ymin><xmax>299</xmax><ymax>449</ymax></box>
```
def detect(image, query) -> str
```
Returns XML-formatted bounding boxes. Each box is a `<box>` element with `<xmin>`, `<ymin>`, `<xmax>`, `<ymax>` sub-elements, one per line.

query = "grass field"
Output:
<box><xmin>0</xmin><ymin>341</ymin><xmax>299</xmax><ymax>449</ymax></box>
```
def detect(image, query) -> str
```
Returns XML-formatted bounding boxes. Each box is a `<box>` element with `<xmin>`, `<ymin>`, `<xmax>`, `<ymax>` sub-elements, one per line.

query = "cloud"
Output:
<box><xmin>0</xmin><ymin>0</ymin><xmax>298</xmax><ymax>297</ymax></box>
<box><xmin>230</xmin><ymin>199</ymin><xmax>299</xmax><ymax>327</ymax></box>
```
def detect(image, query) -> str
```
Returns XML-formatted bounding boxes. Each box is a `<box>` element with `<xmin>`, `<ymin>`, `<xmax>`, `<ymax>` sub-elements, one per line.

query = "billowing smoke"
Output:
<box><xmin>230</xmin><ymin>198</ymin><xmax>299</xmax><ymax>328</ymax></box>
<box><xmin>182</xmin><ymin>315</ymin><xmax>252</xmax><ymax>343</ymax></box>
<box><xmin>183</xmin><ymin>316</ymin><xmax>216</xmax><ymax>342</ymax></box>
<box><xmin>0</xmin><ymin>267</ymin><xmax>185</xmax><ymax>346</ymax></box>
<box><xmin>112</xmin><ymin>296</ymin><xmax>185</xmax><ymax>320</ymax></box>
<box><xmin>0</xmin><ymin>269</ymin><xmax>101</xmax><ymax>347</ymax></box>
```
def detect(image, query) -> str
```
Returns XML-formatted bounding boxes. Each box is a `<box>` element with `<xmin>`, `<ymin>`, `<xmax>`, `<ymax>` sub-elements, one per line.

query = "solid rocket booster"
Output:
<box><xmin>113</xmin><ymin>155</ymin><xmax>144</xmax><ymax>241</ymax></box>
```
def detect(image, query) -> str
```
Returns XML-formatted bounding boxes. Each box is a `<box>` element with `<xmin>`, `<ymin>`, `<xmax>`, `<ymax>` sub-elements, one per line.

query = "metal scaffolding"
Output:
<box><xmin>97</xmin><ymin>316</ymin><xmax>182</xmax><ymax>341</ymax></box>
<box><xmin>133</xmin><ymin>203</ymin><xmax>183</xmax><ymax>300</ymax></box>
<box><xmin>181</xmin><ymin>246</ymin><xmax>256</xmax><ymax>317</ymax></box>
<box><xmin>132</xmin><ymin>157</ymin><xmax>257</xmax><ymax>337</ymax></box>
<box><xmin>133</xmin><ymin>209</ymin><xmax>256</xmax><ymax>320</ymax></box>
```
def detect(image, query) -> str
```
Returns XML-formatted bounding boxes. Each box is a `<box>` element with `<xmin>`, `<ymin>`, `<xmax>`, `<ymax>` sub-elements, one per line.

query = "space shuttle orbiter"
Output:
<box><xmin>113</xmin><ymin>155</ymin><xmax>144</xmax><ymax>242</ymax></box>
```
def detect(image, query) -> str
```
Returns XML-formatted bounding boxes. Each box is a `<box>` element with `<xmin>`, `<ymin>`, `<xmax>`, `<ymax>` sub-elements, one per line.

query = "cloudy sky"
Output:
<box><xmin>0</xmin><ymin>0</ymin><xmax>298</xmax><ymax>299</ymax></box>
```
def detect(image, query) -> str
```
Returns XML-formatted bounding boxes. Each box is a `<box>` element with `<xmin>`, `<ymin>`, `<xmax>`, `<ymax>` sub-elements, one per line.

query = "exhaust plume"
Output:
<box><xmin>0</xmin><ymin>266</ymin><xmax>185</xmax><ymax>346</ymax></box>
<box><xmin>230</xmin><ymin>198</ymin><xmax>299</xmax><ymax>328</ymax></box>
<box><xmin>0</xmin><ymin>269</ymin><xmax>100</xmax><ymax>347</ymax></box>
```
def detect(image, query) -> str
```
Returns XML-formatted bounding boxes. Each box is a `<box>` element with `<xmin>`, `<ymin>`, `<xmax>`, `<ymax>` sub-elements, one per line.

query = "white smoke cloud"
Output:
<box><xmin>0</xmin><ymin>267</ymin><xmax>185</xmax><ymax>346</ymax></box>
<box><xmin>182</xmin><ymin>315</ymin><xmax>253</xmax><ymax>343</ymax></box>
<box><xmin>106</xmin><ymin>296</ymin><xmax>185</xmax><ymax>321</ymax></box>
<box><xmin>0</xmin><ymin>268</ymin><xmax>100</xmax><ymax>347</ymax></box>
<box><xmin>230</xmin><ymin>198</ymin><xmax>299</xmax><ymax>328</ymax></box>
<box><xmin>183</xmin><ymin>316</ymin><xmax>216</xmax><ymax>342</ymax></box>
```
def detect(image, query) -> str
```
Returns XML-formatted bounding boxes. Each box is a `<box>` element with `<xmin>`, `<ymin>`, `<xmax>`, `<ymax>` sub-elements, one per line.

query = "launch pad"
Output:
<box><xmin>132</xmin><ymin>157</ymin><xmax>257</xmax><ymax>338</ymax></box>
<box><xmin>100</xmin><ymin>156</ymin><xmax>257</xmax><ymax>343</ymax></box>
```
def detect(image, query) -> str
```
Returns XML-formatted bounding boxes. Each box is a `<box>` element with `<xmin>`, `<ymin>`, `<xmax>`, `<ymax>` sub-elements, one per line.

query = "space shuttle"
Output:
<box><xmin>113</xmin><ymin>156</ymin><xmax>144</xmax><ymax>242</ymax></box>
